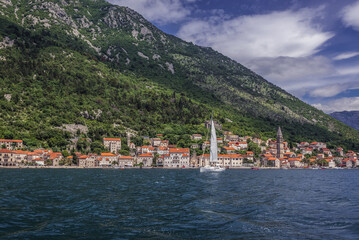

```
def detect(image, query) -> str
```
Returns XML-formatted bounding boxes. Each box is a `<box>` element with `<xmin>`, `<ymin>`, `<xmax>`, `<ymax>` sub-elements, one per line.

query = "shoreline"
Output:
<box><xmin>0</xmin><ymin>166</ymin><xmax>356</xmax><ymax>170</ymax></box>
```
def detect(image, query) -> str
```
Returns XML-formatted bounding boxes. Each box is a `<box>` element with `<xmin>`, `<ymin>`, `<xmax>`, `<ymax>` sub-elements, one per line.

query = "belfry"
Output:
<box><xmin>276</xmin><ymin>126</ymin><xmax>284</xmax><ymax>159</ymax></box>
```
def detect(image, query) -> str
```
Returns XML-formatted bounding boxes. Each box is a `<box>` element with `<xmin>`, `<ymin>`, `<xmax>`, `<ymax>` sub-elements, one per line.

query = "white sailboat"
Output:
<box><xmin>200</xmin><ymin>116</ymin><xmax>225</xmax><ymax>172</ymax></box>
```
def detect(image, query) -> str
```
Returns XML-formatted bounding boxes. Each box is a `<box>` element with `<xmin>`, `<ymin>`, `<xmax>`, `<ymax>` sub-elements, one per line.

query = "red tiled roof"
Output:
<box><xmin>219</xmin><ymin>154</ymin><xmax>242</xmax><ymax>158</ymax></box>
<box><xmin>103</xmin><ymin>138</ymin><xmax>121</xmax><ymax>141</ymax></box>
<box><xmin>0</xmin><ymin>139</ymin><xmax>22</xmax><ymax>143</ymax></box>
<box><xmin>101</xmin><ymin>153</ymin><xmax>116</xmax><ymax>156</ymax></box>
<box><xmin>119</xmin><ymin>156</ymin><xmax>134</xmax><ymax>159</ymax></box>
<box><xmin>223</xmin><ymin>147</ymin><xmax>235</xmax><ymax>150</ymax></box>
<box><xmin>138</xmin><ymin>153</ymin><xmax>153</xmax><ymax>157</ymax></box>
<box><xmin>0</xmin><ymin>149</ymin><xmax>13</xmax><ymax>153</ymax></box>
<box><xmin>13</xmin><ymin>150</ymin><xmax>29</xmax><ymax>154</ymax></box>
<box><xmin>169</xmin><ymin>148</ymin><xmax>190</xmax><ymax>153</ymax></box>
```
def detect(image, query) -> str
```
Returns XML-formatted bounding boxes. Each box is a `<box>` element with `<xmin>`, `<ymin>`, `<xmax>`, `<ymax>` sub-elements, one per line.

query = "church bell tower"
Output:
<box><xmin>276</xmin><ymin>126</ymin><xmax>284</xmax><ymax>158</ymax></box>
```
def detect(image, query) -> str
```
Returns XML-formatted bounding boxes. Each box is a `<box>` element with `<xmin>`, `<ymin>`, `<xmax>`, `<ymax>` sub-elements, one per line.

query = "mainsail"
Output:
<box><xmin>209</xmin><ymin>118</ymin><xmax>218</xmax><ymax>163</ymax></box>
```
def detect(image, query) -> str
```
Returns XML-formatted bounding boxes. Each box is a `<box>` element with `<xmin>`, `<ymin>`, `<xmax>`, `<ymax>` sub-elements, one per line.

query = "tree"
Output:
<box><xmin>61</xmin><ymin>150</ymin><xmax>70</xmax><ymax>158</ymax></box>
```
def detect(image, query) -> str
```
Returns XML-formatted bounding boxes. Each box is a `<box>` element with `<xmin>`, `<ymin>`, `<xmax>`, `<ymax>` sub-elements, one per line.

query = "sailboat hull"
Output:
<box><xmin>200</xmin><ymin>166</ymin><xmax>225</xmax><ymax>172</ymax></box>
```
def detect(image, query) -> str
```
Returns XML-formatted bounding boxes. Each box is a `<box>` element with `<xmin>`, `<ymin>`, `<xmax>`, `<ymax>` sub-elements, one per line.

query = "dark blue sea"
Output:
<box><xmin>1</xmin><ymin>169</ymin><xmax>359</xmax><ymax>239</ymax></box>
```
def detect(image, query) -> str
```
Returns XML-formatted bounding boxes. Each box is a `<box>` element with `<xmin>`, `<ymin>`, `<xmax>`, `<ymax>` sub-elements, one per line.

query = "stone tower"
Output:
<box><xmin>276</xmin><ymin>126</ymin><xmax>284</xmax><ymax>158</ymax></box>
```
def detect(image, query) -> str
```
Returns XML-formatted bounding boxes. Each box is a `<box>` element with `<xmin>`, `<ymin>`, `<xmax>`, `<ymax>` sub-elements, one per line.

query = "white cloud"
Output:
<box><xmin>341</xmin><ymin>1</ymin><xmax>359</xmax><ymax>31</ymax></box>
<box><xmin>246</xmin><ymin>56</ymin><xmax>334</xmax><ymax>83</ymax></box>
<box><xmin>309</xmin><ymin>83</ymin><xmax>350</xmax><ymax>98</ymax></box>
<box><xmin>245</xmin><ymin>56</ymin><xmax>340</xmax><ymax>97</ymax></box>
<box><xmin>313</xmin><ymin>97</ymin><xmax>359</xmax><ymax>113</ymax></box>
<box><xmin>338</xmin><ymin>65</ymin><xmax>359</xmax><ymax>75</ymax></box>
<box><xmin>333</xmin><ymin>51</ymin><xmax>359</xmax><ymax>61</ymax></box>
<box><xmin>177</xmin><ymin>8</ymin><xmax>333</xmax><ymax>62</ymax></box>
<box><xmin>107</xmin><ymin>0</ymin><xmax>193</xmax><ymax>25</ymax></box>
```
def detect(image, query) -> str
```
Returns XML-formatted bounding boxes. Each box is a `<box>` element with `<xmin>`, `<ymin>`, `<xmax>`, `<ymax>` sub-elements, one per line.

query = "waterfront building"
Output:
<box><xmin>33</xmin><ymin>158</ymin><xmax>45</xmax><ymax>166</ymax></box>
<box><xmin>218</xmin><ymin>154</ymin><xmax>243</xmax><ymax>167</ymax></box>
<box><xmin>137</xmin><ymin>153</ymin><xmax>153</xmax><ymax>167</ymax></box>
<box><xmin>103</xmin><ymin>138</ymin><xmax>122</xmax><ymax>154</ymax></box>
<box><xmin>78</xmin><ymin>155</ymin><xmax>89</xmax><ymax>167</ymax></box>
<box><xmin>47</xmin><ymin>152</ymin><xmax>63</xmax><ymax>166</ymax></box>
<box><xmin>0</xmin><ymin>139</ymin><xmax>23</xmax><ymax>150</ymax></box>
<box><xmin>78</xmin><ymin>154</ymin><xmax>98</xmax><ymax>168</ymax></box>
<box><xmin>118</xmin><ymin>156</ymin><xmax>134</xmax><ymax>167</ymax></box>
<box><xmin>99</xmin><ymin>153</ymin><xmax>117</xmax><ymax>166</ymax></box>
<box><xmin>0</xmin><ymin>149</ymin><xmax>15</xmax><ymax>166</ymax></box>
<box><xmin>288</xmin><ymin>158</ymin><xmax>303</xmax><ymax>168</ymax></box>
<box><xmin>163</xmin><ymin>148</ymin><xmax>190</xmax><ymax>168</ymax></box>
<box><xmin>13</xmin><ymin>150</ymin><xmax>29</xmax><ymax>165</ymax></box>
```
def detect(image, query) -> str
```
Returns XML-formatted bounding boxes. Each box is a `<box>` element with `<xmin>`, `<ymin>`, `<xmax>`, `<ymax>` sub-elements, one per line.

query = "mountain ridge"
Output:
<box><xmin>330</xmin><ymin>111</ymin><xmax>359</xmax><ymax>131</ymax></box>
<box><xmin>1</xmin><ymin>0</ymin><xmax>359</xmax><ymax>150</ymax></box>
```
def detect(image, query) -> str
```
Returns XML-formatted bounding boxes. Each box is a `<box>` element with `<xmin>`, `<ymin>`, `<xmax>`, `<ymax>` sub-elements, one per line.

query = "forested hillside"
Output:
<box><xmin>0</xmin><ymin>0</ymin><xmax>359</xmax><ymax>151</ymax></box>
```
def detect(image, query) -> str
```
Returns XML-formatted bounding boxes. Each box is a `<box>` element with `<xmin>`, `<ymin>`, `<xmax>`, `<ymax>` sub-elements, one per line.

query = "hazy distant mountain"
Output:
<box><xmin>330</xmin><ymin>111</ymin><xmax>359</xmax><ymax>131</ymax></box>
<box><xmin>0</xmin><ymin>0</ymin><xmax>359</xmax><ymax>150</ymax></box>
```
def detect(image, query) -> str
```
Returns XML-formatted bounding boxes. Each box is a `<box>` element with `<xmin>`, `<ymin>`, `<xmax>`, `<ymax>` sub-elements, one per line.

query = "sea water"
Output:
<box><xmin>0</xmin><ymin>169</ymin><xmax>359</xmax><ymax>239</ymax></box>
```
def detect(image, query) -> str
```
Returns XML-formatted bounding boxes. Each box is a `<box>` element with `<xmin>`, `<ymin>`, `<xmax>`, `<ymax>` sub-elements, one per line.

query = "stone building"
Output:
<box><xmin>0</xmin><ymin>139</ymin><xmax>23</xmax><ymax>150</ymax></box>
<box><xmin>103</xmin><ymin>138</ymin><xmax>122</xmax><ymax>154</ymax></box>
<box><xmin>276</xmin><ymin>127</ymin><xmax>284</xmax><ymax>159</ymax></box>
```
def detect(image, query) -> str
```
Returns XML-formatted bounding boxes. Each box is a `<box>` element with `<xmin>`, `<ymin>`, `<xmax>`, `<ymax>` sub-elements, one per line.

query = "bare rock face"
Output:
<box><xmin>0</xmin><ymin>36</ymin><xmax>14</xmax><ymax>49</ymax></box>
<box><xmin>165</xmin><ymin>62</ymin><xmax>175</xmax><ymax>74</ymax></box>
<box><xmin>138</xmin><ymin>52</ymin><xmax>149</xmax><ymax>60</ymax></box>
<box><xmin>4</xmin><ymin>94</ymin><xmax>11</xmax><ymax>101</ymax></box>
<box><xmin>0</xmin><ymin>0</ymin><xmax>12</xmax><ymax>6</ymax></box>
<box><xmin>152</xmin><ymin>54</ymin><xmax>160</xmax><ymax>60</ymax></box>
<box><xmin>38</xmin><ymin>2</ymin><xmax>77</xmax><ymax>28</ymax></box>
<box><xmin>57</xmin><ymin>124</ymin><xmax>89</xmax><ymax>136</ymax></box>
<box><xmin>77</xmin><ymin>15</ymin><xmax>93</xmax><ymax>28</ymax></box>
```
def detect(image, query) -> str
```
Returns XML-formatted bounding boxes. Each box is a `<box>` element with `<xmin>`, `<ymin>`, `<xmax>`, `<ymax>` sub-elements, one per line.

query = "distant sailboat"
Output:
<box><xmin>200</xmin><ymin>115</ymin><xmax>225</xmax><ymax>172</ymax></box>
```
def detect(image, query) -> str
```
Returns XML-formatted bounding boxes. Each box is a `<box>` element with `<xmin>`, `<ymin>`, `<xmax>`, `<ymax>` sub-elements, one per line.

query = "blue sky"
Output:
<box><xmin>107</xmin><ymin>0</ymin><xmax>359</xmax><ymax>113</ymax></box>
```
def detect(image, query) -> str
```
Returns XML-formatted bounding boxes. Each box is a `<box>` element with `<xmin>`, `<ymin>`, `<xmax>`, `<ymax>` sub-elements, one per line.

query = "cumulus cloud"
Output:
<box><xmin>107</xmin><ymin>0</ymin><xmax>193</xmax><ymax>25</ymax></box>
<box><xmin>177</xmin><ymin>8</ymin><xmax>333</xmax><ymax>62</ymax></box>
<box><xmin>333</xmin><ymin>51</ymin><xmax>359</xmax><ymax>61</ymax></box>
<box><xmin>341</xmin><ymin>1</ymin><xmax>359</xmax><ymax>31</ymax></box>
<box><xmin>313</xmin><ymin>97</ymin><xmax>359</xmax><ymax>113</ymax></box>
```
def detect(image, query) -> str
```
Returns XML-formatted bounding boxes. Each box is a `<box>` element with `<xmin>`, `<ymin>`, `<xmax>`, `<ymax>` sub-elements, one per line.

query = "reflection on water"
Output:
<box><xmin>0</xmin><ymin>169</ymin><xmax>359</xmax><ymax>239</ymax></box>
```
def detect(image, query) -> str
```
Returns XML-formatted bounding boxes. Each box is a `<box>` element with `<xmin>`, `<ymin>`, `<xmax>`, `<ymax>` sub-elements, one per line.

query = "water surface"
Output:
<box><xmin>0</xmin><ymin>169</ymin><xmax>359</xmax><ymax>239</ymax></box>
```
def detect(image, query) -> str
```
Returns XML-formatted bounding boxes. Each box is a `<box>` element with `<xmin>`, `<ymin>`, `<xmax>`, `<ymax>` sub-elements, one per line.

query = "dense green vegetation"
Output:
<box><xmin>0</xmin><ymin>0</ymin><xmax>359</xmax><ymax>151</ymax></box>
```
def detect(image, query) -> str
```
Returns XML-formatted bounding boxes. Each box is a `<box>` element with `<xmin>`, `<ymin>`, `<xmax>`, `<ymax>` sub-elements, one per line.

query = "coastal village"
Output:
<box><xmin>0</xmin><ymin>125</ymin><xmax>358</xmax><ymax>169</ymax></box>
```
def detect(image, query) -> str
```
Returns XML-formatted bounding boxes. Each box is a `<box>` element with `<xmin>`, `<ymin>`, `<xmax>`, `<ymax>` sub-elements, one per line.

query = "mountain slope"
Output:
<box><xmin>331</xmin><ymin>111</ymin><xmax>359</xmax><ymax>131</ymax></box>
<box><xmin>0</xmin><ymin>0</ymin><xmax>359</xmax><ymax>150</ymax></box>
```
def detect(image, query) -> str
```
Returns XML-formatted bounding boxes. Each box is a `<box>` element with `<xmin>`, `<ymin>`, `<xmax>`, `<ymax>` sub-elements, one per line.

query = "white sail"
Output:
<box><xmin>209</xmin><ymin>119</ymin><xmax>218</xmax><ymax>163</ymax></box>
<box><xmin>200</xmin><ymin>115</ymin><xmax>225</xmax><ymax>172</ymax></box>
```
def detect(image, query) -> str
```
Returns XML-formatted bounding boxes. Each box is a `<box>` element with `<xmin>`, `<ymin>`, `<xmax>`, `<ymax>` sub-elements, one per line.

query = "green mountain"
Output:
<box><xmin>0</xmin><ymin>0</ymin><xmax>358</xmax><ymax>151</ymax></box>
